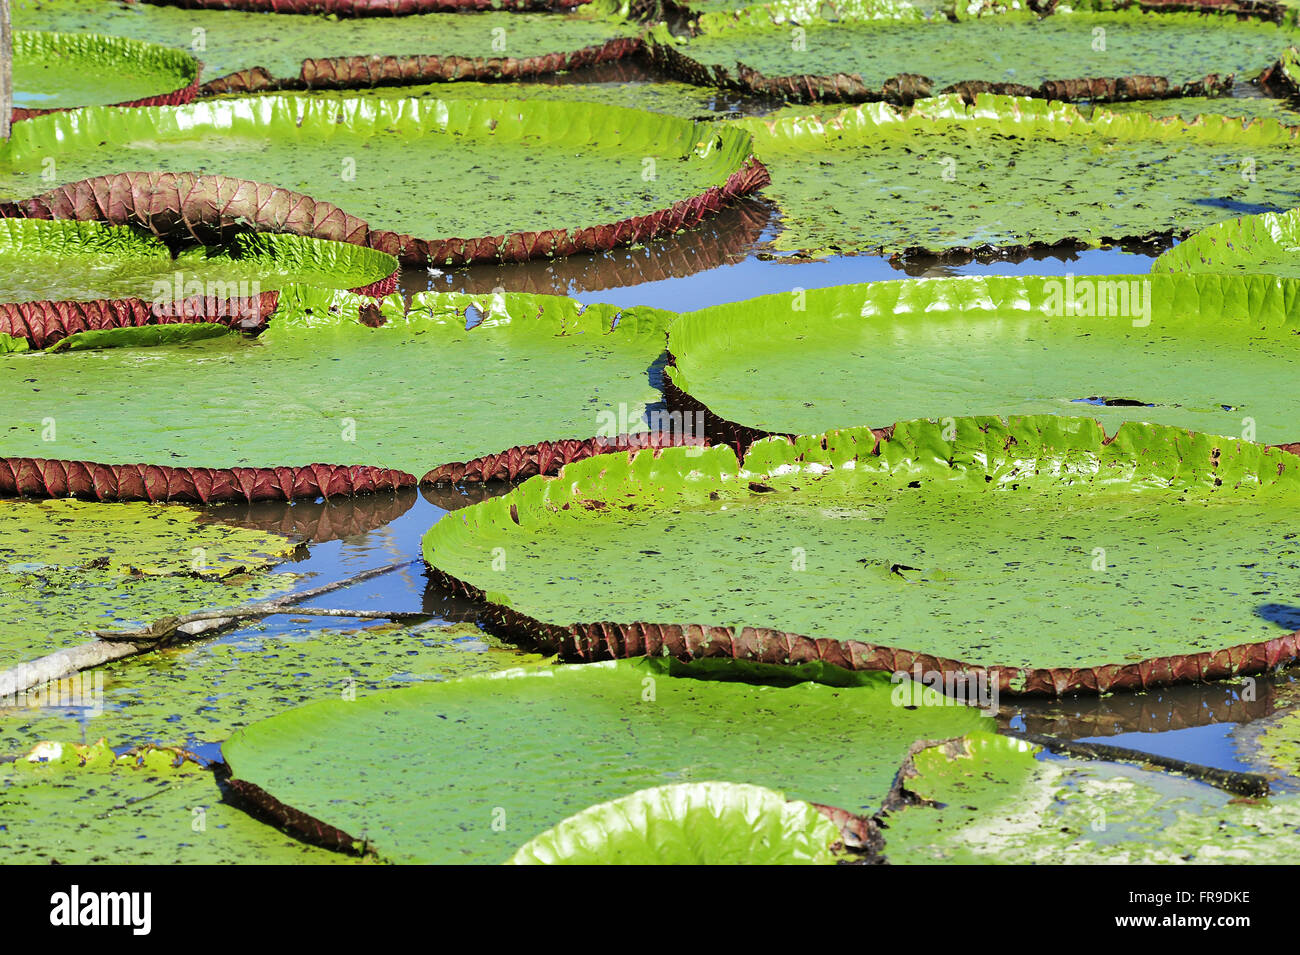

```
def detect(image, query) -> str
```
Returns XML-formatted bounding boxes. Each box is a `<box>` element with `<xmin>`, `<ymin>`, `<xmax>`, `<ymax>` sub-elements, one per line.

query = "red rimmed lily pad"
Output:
<box><xmin>422</xmin><ymin>415</ymin><xmax>1300</xmax><ymax>696</ymax></box>
<box><xmin>11</xmin><ymin>30</ymin><xmax>200</xmax><ymax>120</ymax></box>
<box><xmin>0</xmin><ymin>96</ymin><xmax>768</xmax><ymax>266</ymax></box>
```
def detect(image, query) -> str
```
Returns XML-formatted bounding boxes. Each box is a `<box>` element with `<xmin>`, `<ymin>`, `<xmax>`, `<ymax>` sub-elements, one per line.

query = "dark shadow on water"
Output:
<box><xmin>1189</xmin><ymin>198</ymin><xmax>1282</xmax><ymax>216</ymax></box>
<box><xmin>1256</xmin><ymin>603</ymin><xmax>1300</xmax><ymax>630</ymax></box>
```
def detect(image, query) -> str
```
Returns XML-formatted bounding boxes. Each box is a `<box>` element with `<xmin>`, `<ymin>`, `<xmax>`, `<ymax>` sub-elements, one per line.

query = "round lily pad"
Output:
<box><xmin>1099</xmin><ymin>92</ymin><xmax>1300</xmax><ymax>125</ymax></box>
<box><xmin>507</xmin><ymin>781</ymin><xmax>851</xmax><ymax>864</ymax></box>
<box><xmin>730</xmin><ymin>94</ymin><xmax>1300</xmax><ymax>259</ymax></box>
<box><xmin>0</xmin><ymin>96</ymin><xmax>767</xmax><ymax>265</ymax></box>
<box><xmin>221</xmin><ymin>659</ymin><xmax>988</xmax><ymax>862</ymax></box>
<box><xmin>0</xmin><ymin>497</ymin><xmax>298</xmax><ymax>663</ymax></box>
<box><xmin>882</xmin><ymin>731</ymin><xmax>1300</xmax><ymax>864</ymax></box>
<box><xmin>11</xmin><ymin>30</ymin><xmax>199</xmax><ymax>117</ymax></box>
<box><xmin>0</xmin><ymin>290</ymin><xmax>679</xmax><ymax>498</ymax></box>
<box><xmin>0</xmin><ymin>621</ymin><xmax>545</xmax><ymax>754</ymax></box>
<box><xmin>649</xmin><ymin>1</ymin><xmax>1298</xmax><ymax>102</ymax></box>
<box><xmin>665</xmin><ymin>272</ymin><xmax>1300</xmax><ymax>445</ymax></box>
<box><xmin>1</xmin><ymin>740</ymin><xmax>357</xmax><ymax>864</ymax></box>
<box><xmin>0</xmin><ymin>220</ymin><xmax>399</xmax><ymax>349</ymax></box>
<box><xmin>423</xmin><ymin>415</ymin><xmax>1300</xmax><ymax>695</ymax></box>
<box><xmin>141</xmin><ymin>0</ymin><xmax>592</xmax><ymax>12</ymax></box>
<box><xmin>13</xmin><ymin>0</ymin><xmax>640</xmax><ymax>87</ymax></box>
<box><xmin>1153</xmin><ymin>207</ymin><xmax>1300</xmax><ymax>278</ymax></box>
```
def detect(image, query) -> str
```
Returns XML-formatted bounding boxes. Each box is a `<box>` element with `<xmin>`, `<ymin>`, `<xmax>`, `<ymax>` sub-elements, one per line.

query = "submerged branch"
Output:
<box><xmin>0</xmin><ymin>559</ymin><xmax>422</xmax><ymax>699</ymax></box>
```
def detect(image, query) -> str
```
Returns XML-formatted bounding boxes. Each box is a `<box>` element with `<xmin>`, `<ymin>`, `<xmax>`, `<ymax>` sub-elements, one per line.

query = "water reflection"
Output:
<box><xmin>412</xmin><ymin>201</ymin><xmax>1159</xmax><ymax>311</ymax></box>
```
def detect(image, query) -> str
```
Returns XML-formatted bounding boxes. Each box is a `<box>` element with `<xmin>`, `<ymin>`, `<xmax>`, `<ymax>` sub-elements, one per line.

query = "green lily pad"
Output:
<box><xmin>422</xmin><ymin>416</ymin><xmax>1300</xmax><ymax>692</ymax></box>
<box><xmin>241</xmin><ymin>76</ymin><xmax>741</xmax><ymax>120</ymax></box>
<box><xmin>0</xmin><ymin>289</ymin><xmax>674</xmax><ymax>477</ymax></box>
<box><xmin>0</xmin><ymin>220</ymin><xmax>398</xmax><ymax>349</ymax></box>
<box><xmin>666</xmin><ymin>272</ymin><xmax>1300</xmax><ymax>445</ymax></box>
<box><xmin>656</xmin><ymin>2</ymin><xmax>1300</xmax><ymax>100</ymax></box>
<box><xmin>882</xmin><ymin>731</ymin><xmax>1300</xmax><ymax>864</ymax></box>
<box><xmin>1</xmin><ymin>740</ymin><xmax>357</xmax><ymax>863</ymax></box>
<box><xmin>0</xmin><ymin>96</ymin><xmax>762</xmax><ymax>265</ymax></box>
<box><xmin>731</xmin><ymin>94</ymin><xmax>1300</xmax><ymax>258</ymax></box>
<box><xmin>0</xmin><ymin>621</ymin><xmax>545</xmax><ymax>755</ymax></box>
<box><xmin>11</xmin><ymin>0</ymin><xmax>635</xmax><ymax>84</ymax></box>
<box><xmin>221</xmin><ymin>659</ymin><xmax>989</xmax><ymax>862</ymax></box>
<box><xmin>1099</xmin><ymin>92</ymin><xmax>1300</xmax><ymax>125</ymax></box>
<box><xmin>1153</xmin><ymin>208</ymin><xmax>1300</xmax><ymax>279</ymax></box>
<box><xmin>507</xmin><ymin>781</ymin><xmax>848</xmax><ymax>864</ymax></box>
<box><xmin>12</xmin><ymin>29</ymin><xmax>199</xmax><ymax>113</ymax></box>
<box><xmin>0</xmin><ymin>498</ymin><xmax>298</xmax><ymax>662</ymax></box>
<box><xmin>0</xmin><ymin>220</ymin><xmax>395</xmax><ymax>303</ymax></box>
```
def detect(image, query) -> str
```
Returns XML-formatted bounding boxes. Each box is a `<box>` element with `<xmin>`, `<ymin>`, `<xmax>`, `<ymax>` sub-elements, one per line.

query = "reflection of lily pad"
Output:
<box><xmin>222</xmin><ymin>659</ymin><xmax>988</xmax><ymax>862</ymax></box>
<box><xmin>0</xmin><ymin>498</ymin><xmax>298</xmax><ymax>662</ymax></box>
<box><xmin>423</xmin><ymin>416</ymin><xmax>1300</xmax><ymax>694</ymax></box>
<box><xmin>0</xmin><ymin>290</ymin><xmax>677</xmax><ymax>492</ymax></box>
<box><xmin>666</xmin><ymin>273</ymin><xmax>1300</xmax><ymax>445</ymax></box>
<box><xmin>650</xmin><ymin>2</ymin><xmax>1297</xmax><ymax>102</ymax></box>
<box><xmin>0</xmin><ymin>97</ymin><xmax>766</xmax><ymax>266</ymax></box>
<box><xmin>11</xmin><ymin>30</ymin><xmax>199</xmax><ymax>117</ymax></box>
<box><xmin>1153</xmin><ymin>208</ymin><xmax>1300</xmax><ymax>279</ymax></box>
<box><xmin>508</xmin><ymin>781</ymin><xmax>850</xmax><ymax>864</ymax></box>
<box><xmin>0</xmin><ymin>220</ymin><xmax>398</xmax><ymax>349</ymax></box>
<box><xmin>1</xmin><ymin>741</ymin><xmax>355</xmax><ymax>864</ymax></box>
<box><xmin>13</xmin><ymin>0</ymin><xmax>637</xmax><ymax>86</ymax></box>
<box><xmin>731</xmin><ymin>95</ymin><xmax>1300</xmax><ymax>259</ymax></box>
<box><xmin>883</xmin><ymin>732</ymin><xmax>1300</xmax><ymax>864</ymax></box>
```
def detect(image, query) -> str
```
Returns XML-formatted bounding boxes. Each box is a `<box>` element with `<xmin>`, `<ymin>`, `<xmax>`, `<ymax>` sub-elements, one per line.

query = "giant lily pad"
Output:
<box><xmin>1</xmin><ymin>740</ymin><xmax>357</xmax><ymax>863</ymax></box>
<box><xmin>664</xmin><ymin>273</ymin><xmax>1300</xmax><ymax>446</ymax></box>
<box><xmin>507</xmin><ymin>781</ymin><xmax>851</xmax><ymax>864</ymax></box>
<box><xmin>141</xmin><ymin>0</ymin><xmax>594</xmax><ymax>12</ymax></box>
<box><xmin>12</xmin><ymin>30</ymin><xmax>200</xmax><ymax>118</ymax></box>
<box><xmin>247</xmin><ymin>74</ymin><xmax>741</xmax><ymax>120</ymax></box>
<box><xmin>0</xmin><ymin>290</ymin><xmax>681</xmax><ymax>499</ymax></box>
<box><xmin>881</xmin><ymin>732</ymin><xmax>1300</xmax><ymax>864</ymax></box>
<box><xmin>0</xmin><ymin>220</ymin><xmax>398</xmax><ymax>349</ymax></box>
<box><xmin>0</xmin><ymin>96</ymin><xmax>767</xmax><ymax>265</ymax></box>
<box><xmin>730</xmin><ymin>94</ymin><xmax>1300</xmax><ymax>259</ymax></box>
<box><xmin>221</xmin><ymin>659</ymin><xmax>989</xmax><ymax>862</ymax></box>
<box><xmin>0</xmin><ymin>498</ymin><xmax>298</xmax><ymax>662</ymax></box>
<box><xmin>1100</xmin><ymin>92</ymin><xmax>1300</xmax><ymax>125</ymax></box>
<box><xmin>12</xmin><ymin>0</ymin><xmax>638</xmax><ymax>88</ymax></box>
<box><xmin>422</xmin><ymin>416</ymin><xmax>1300</xmax><ymax>695</ymax></box>
<box><xmin>0</xmin><ymin>621</ymin><xmax>544</xmax><ymax>754</ymax></box>
<box><xmin>1153</xmin><ymin>207</ymin><xmax>1300</xmax><ymax>278</ymax></box>
<box><xmin>648</xmin><ymin>1</ymin><xmax>1297</xmax><ymax>103</ymax></box>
